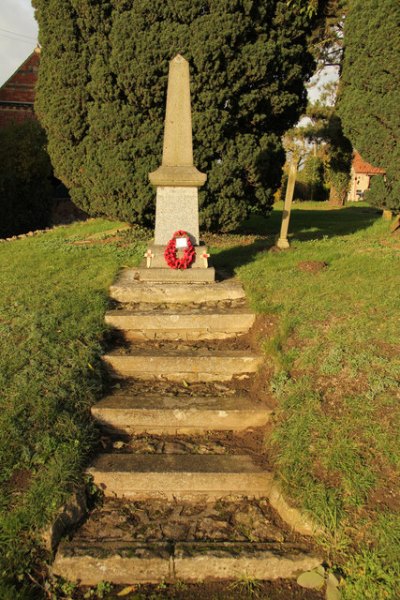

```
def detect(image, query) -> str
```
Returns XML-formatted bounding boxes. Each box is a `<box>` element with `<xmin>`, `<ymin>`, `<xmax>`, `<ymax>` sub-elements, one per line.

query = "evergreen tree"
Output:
<box><xmin>0</xmin><ymin>120</ymin><xmax>53</xmax><ymax>238</ymax></box>
<box><xmin>33</xmin><ymin>0</ymin><xmax>322</xmax><ymax>231</ymax></box>
<box><xmin>296</xmin><ymin>152</ymin><xmax>328</xmax><ymax>201</ymax></box>
<box><xmin>338</xmin><ymin>0</ymin><xmax>400</xmax><ymax>211</ymax></box>
<box><xmin>283</xmin><ymin>93</ymin><xmax>352</xmax><ymax>206</ymax></box>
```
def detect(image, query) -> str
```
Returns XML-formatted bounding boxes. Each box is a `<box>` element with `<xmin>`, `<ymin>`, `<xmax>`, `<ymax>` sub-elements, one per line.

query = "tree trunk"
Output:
<box><xmin>328</xmin><ymin>184</ymin><xmax>345</xmax><ymax>207</ymax></box>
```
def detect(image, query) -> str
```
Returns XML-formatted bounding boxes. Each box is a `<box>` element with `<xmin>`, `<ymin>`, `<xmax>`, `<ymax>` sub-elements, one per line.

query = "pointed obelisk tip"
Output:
<box><xmin>172</xmin><ymin>54</ymin><xmax>187</xmax><ymax>63</ymax></box>
<box><xmin>149</xmin><ymin>53</ymin><xmax>206</xmax><ymax>187</ymax></box>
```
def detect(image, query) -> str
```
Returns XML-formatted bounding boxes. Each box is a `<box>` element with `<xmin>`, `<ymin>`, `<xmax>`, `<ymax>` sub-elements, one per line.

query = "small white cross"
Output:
<box><xmin>201</xmin><ymin>251</ymin><xmax>210</xmax><ymax>268</ymax></box>
<box><xmin>144</xmin><ymin>249</ymin><xmax>154</xmax><ymax>268</ymax></box>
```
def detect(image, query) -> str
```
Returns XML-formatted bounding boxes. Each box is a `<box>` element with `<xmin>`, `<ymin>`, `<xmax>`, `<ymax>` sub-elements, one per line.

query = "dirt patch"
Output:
<box><xmin>107</xmin><ymin>332</ymin><xmax>256</xmax><ymax>353</ymax></box>
<box><xmin>100</xmin><ymin>428</ymin><xmax>270</xmax><ymax>468</ymax></box>
<box><xmin>367</xmin><ymin>461</ymin><xmax>400</xmax><ymax>512</ymax></box>
<box><xmin>314</xmin><ymin>373</ymin><xmax>369</xmax><ymax>415</ymax></box>
<box><xmin>249</xmin><ymin>314</ymin><xmax>278</xmax><ymax>346</ymax></box>
<box><xmin>8</xmin><ymin>468</ymin><xmax>32</xmax><ymax>495</ymax></box>
<box><xmin>75</xmin><ymin>495</ymin><xmax>315</xmax><ymax>548</ymax></box>
<box><xmin>297</xmin><ymin>261</ymin><xmax>327</xmax><ymax>274</ymax></box>
<box><xmin>78</xmin><ymin>579</ymin><xmax>324</xmax><ymax>600</ymax></box>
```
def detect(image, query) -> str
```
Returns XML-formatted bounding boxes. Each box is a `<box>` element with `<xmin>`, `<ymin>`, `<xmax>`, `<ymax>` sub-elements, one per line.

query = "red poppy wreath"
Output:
<box><xmin>164</xmin><ymin>230</ymin><xmax>195</xmax><ymax>269</ymax></box>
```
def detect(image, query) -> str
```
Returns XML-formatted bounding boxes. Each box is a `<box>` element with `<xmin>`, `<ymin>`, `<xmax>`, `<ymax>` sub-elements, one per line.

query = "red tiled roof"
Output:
<box><xmin>353</xmin><ymin>151</ymin><xmax>385</xmax><ymax>175</ymax></box>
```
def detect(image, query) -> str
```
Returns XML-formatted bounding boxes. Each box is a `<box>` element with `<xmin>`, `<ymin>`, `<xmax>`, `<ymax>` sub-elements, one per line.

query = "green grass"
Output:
<box><xmin>0</xmin><ymin>220</ymin><xmax>146</xmax><ymax>593</ymax></box>
<box><xmin>234</xmin><ymin>203</ymin><xmax>400</xmax><ymax>600</ymax></box>
<box><xmin>1</xmin><ymin>204</ymin><xmax>399</xmax><ymax>600</ymax></box>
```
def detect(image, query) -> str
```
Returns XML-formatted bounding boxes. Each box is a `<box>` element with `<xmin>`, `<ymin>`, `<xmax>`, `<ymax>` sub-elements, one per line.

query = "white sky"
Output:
<box><xmin>0</xmin><ymin>0</ymin><xmax>38</xmax><ymax>86</ymax></box>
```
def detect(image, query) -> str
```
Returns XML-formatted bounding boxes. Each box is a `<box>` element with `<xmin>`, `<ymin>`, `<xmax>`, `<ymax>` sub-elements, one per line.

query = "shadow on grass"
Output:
<box><xmin>212</xmin><ymin>205</ymin><xmax>381</xmax><ymax>276</ymax></box>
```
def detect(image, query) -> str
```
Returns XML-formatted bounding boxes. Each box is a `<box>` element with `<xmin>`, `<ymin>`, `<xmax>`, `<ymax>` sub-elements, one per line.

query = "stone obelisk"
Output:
<box><xmin>149</xmin><ymin>55</ymin><xmax>206</xmax><ymax>249</ymax></box>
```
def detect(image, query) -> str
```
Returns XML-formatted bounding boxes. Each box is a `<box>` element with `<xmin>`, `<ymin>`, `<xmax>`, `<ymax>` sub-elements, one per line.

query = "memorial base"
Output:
<box><xmin>143</xmin><ymin>244</ymin><xmax>210</xmax><ymax>270</ymax></box>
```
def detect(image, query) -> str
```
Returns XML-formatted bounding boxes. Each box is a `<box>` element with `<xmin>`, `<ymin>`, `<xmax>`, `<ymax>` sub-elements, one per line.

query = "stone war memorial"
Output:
<box><xmin>51</xmin><ymin>56</ymin><xmax>321</xmax><ymax>587</ymax></box>
<box><xmin>143</xmin><ymin>54</ymin><xmax>213</xmax><ymax>281</ymax></box>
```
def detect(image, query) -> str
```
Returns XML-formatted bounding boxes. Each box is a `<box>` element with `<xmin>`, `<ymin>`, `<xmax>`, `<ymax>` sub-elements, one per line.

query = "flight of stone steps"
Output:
<box><xmin>52</xmin><ymin>269</ymin><xmax>321</xmax><ymax>586</ymax></box>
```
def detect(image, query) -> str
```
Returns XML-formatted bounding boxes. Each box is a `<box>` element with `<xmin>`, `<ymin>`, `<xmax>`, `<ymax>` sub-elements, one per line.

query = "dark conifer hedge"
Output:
<box><xmin>338</xmin><ymin>0</ymin><xmax>400</xmax><ymax>211</ymax></box>
<box><xmin>33</xmin><ymin>0</ymin><xmax>320</xmax><ymax>231</ymax></box>
<box><xmin>0</xmin><ymin>120</ymin><xmax>53</xmax><ymax>238</ymax></box>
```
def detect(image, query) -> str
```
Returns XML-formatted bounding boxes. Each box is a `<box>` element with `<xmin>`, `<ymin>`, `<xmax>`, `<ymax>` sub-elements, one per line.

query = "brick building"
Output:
<box><xmin>347</xmin><ymin>151</ymin><xmax>386</xmax><ymax>202</ymax></box>
<box><xmin>0</xmin><ymin>47</ymin><xmax>40</xmax><ymax>128</ymax></box>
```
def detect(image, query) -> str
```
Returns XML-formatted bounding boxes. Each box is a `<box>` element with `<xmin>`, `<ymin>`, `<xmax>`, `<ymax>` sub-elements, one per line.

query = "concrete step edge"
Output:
<box><xmin>91</xmin><ymin>395</ymin><xmax>271</xmax><ymax>433</ymax></box>
<box><xmin>109</xmin><ymin>273</ymin><xmax>246</xmax><ymax>304</ymax></box>
<box><xmin>87</xmin><ymin>454</ymin><xmax>273</xmax><ymax>499</ymax></box>
<box><xmin>102</xmin><ymin>352</ymin><xmax>263</xmax><ymax>382</ymax></box>
<box><xmin>52</xmin><ymin>540</ymin><xmax>322</xmax><ymax>585</ymax></box>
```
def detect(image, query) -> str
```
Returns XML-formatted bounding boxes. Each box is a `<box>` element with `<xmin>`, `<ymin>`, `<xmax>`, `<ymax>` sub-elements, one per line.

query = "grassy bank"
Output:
<box><xmin>0</xmin><ymin>220</ymin><xmax>145</xmax><ymax>595</ymax></box>
<box><xmin>1</xmin><ymin>204</ymin><xmax>399</xmax><ymax>599</ymax></box>
<box><xmin>230</xmin><ymin>204</ymin><xmax>399</xmax><ymax>600</ymax></box>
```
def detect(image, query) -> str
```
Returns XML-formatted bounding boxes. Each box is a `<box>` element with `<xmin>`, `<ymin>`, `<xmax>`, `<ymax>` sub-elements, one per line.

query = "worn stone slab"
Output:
<box><xmin>136</xmin><ymin>267</ymin><xmax>215</xmax><ymax>283</ymax></box>
<box><xmin>52</xmin><ymin>540</ymin><xmax>321</xmax><ymax>585</ymax></box>
<box><xmin>52</xmin><ymin>541</ymin><xmax>172</xmax><ymax>585</ymax></box>
<box><xmin>154</xmin><ymin>187</ymin><xmax>200</xmax><ymax>245</ymax></box>
<box><xmin>87</xmin><ymin>454</ymin><xmax>274</xmax><ymax>500</ymax></box>
<box><xmin>102</xmin><ymin>350</ymin><xmax>263</xmax><ymax>382</ymax></box>
<box><xmin>104</xmin><ymin>308</ymin><xmax>255</xmax><ymax>340</ymax></box>
<box><xmin>109</xmin><ymin>271</ymin><xmax>245</xmax><ymax>304</ymax></box>
<box><xmin>174</xmin><ymin>542</ymin><xmax>322</xmax><ymax>582</ymax></box>
<box><xmin>91</xmin><ymin>394</ymin><xmax>271</xmax><ymax>434</ymax></box>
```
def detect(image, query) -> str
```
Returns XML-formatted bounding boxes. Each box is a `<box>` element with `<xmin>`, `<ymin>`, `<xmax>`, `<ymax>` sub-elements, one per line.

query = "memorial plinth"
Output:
<box><xmin>144</xmin><ymin>54</ymin><xmax>214</xmax><ymax>281</ymax></box>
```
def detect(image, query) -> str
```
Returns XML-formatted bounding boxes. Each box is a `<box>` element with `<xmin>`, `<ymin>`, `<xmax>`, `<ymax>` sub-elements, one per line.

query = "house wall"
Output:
<box><xmin>348</xmin><ymin>170</ymin><xmax>371</xmax><ymax>201</ymax></box>
<box><xmin>0</xmin><ymin>50</ymin><xmax>39</xmax><ymax>129</ymax></box>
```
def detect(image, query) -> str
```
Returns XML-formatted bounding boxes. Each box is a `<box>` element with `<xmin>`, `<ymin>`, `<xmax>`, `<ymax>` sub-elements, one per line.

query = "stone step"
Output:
<box><xmin>102</xmin><ymin>349</ymin><xmax>263</xmax><ymax>382</ymax></box>
<box><xmin>104</xmin><ymin>307</ymin><xmax>255</xmax><ymax>340</ymax></box>
<box><xmin>52</xmin><ymin>540</ymin><xmax>321</xmax><ymax>585</ymax></box>
<box><xmin>91</xmin><ymin>394</ymin><xmax>271</xmax><ymax>434</ymax></box>
<box><xmin>136</xmin><ymin>267</ymin><xmax>215</xmax><ymax>283</ymax></box>
<box><xmin>87</xmin><ymin>454</ymin><xmax>273</xmax><ymax>500</ymax></box>
<box><xmin>109</xmin><ymin>270</ymin><xmax>246</xmax><ymax>304</ymax></box>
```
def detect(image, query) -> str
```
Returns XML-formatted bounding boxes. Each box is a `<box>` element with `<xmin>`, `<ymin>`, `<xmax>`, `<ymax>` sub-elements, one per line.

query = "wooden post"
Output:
<box><xmin>276</xmin><ymin>160</ymin><xmax>297</xmax><ymax>249</ymax></box>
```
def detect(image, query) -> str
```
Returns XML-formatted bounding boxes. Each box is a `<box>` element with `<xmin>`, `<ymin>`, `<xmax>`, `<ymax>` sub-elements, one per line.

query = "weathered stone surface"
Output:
<box><xmin>91</xmin><ymin>394</ymin><xmax>271</xmax><ymax>434</ymax></box>
<box><xmin>104</xmin><ymin>307</ymin><xmax>255</xmax><ymax>340</ymax></box>
<box><xmin>109</xmin><ymin>271</ymin><xmax>246</xmax><ymax>304</ymax></box>
<box><xmin>154</xmin><ymin>187</ymin><xmax>200</xmax><ymax>245</ymax></box>
<box><xmin>52</xmin><ymin>541</ymin><xmax>172</xmax><ymax>585</ymax></box>
<box><xmin>174</xmin><ymin>542</ymin><xmax>322</xmax><ymax>582</ymax></box>
<box><xmin>102</xmin><ymin>350</ymin><xmax>263</xmax><ymax>382</ymax></box>
<box><xmin>137</xmin><ymin>267</ymin><xmax>215</xmax><ymax>283</ymax></box>
<box><xmin>268</xmin><ymin>482</ymin><xmax>324</xmax><ymax>537</ymax></box>
<box><xmin>87</xmin><ymin>454</ymin><xmax>274</xmax><ymax>500</ymax></box>
<box><xmin>52</xmin><ymin>539</ymin><xmax>321</xmax><ymax>585</ymax></box>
